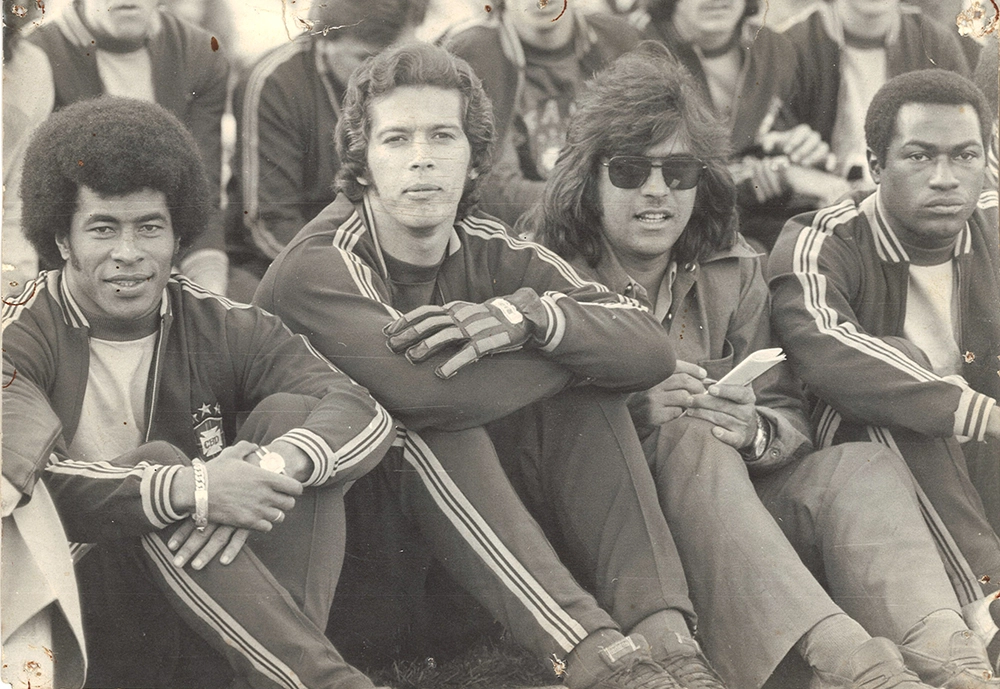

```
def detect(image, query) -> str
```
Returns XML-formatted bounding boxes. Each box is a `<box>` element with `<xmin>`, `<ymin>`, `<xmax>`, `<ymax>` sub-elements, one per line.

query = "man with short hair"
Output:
<box><xmin>257</xmin><ymin>41</ymin><xmax>726</xmax><ymax>689</ymax></box>
<box><xmin>3</xmin><ymin>97</ymin><xmax>396</xmax><ymax>689</ymax></box>
<box><xmin>769</xmin><ymin>68</ymin><xmax>1000</xmax><ymax>659</ymax></box>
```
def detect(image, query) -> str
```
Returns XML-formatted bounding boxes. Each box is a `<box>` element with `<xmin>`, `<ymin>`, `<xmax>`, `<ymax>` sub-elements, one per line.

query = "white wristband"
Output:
<box><xmin>191</xmin><ymin>458</ymin><xmax>209</xmax><ymax>531</ymax></box>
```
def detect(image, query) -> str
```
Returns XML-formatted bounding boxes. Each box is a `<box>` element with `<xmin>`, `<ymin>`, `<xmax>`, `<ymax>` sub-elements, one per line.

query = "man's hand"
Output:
<box><xmin>171</xmin><ymin>441</ymin><xmax>302</xmax><ymax>532</ymax></box>
<box><xmin>628</xmin><ymin>360</ymin><xmax>709</xmax><ymax>427</ymax></box>
<box><xmin>168</xmin><ymin>520</ymin><xmax>250</xmax><ymax>570</ymax></box>
<box><xmin>761</xmin><ymin>124</ymin><xmax>831</xmax><ymax>169</ymax></box>
<box><xmin>384</xmin><ymin>288</ymin><xmax>547</xmax><ymax>379</ymax></box>
<box><xmin>686</xmin><ymin>383</ymin><xmax>759</xmax><ymax>449</ymax></box>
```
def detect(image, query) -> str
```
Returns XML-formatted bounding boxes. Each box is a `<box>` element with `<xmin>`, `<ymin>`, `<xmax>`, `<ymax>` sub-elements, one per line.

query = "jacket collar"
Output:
<box><xmin>589</xmin><ymin>234</ymin><xmax>760</xmax><ymax>306</ymax></box>
<box><xmin>864</xmin><ymin>189</ymin><xmax>973</xmax><ymax>264</ymax></box>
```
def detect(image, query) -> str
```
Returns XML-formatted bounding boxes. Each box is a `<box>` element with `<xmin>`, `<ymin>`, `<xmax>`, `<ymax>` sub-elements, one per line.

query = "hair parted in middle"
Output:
<box><xmin>334</xmin><ymin>41</ymin><xmax>496</xmax><ymax>220</ymax></box>
<box><xmin>526</xmin><ymin>41</ymin><xmax>738</xmax><ymax>268</ymax></box>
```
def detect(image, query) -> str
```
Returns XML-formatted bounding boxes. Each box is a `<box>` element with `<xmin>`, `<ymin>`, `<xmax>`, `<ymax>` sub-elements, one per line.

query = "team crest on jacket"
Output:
<box><xmin>192</xmin><ymin>403</ymin><xmax>224</xmax><ymax>457</ymax></box>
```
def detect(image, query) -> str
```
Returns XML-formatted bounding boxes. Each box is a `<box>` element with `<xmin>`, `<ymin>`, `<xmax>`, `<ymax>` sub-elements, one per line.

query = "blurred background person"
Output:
<box><xmin>225</xmin><ymin>0</ymin><xmax>428</xmax><ymax>301</ymax></box>
<box><xmin>780</xmin><ymin>0</ymin><xmax>971</xmax><ymax>188</ymax></box>
<box><xmin>3</xmin><ymin>2</ymin><xmax>53</xmax><ymax>298</ymax></box>
<box><xmin>640</xmin><ymin>0</ymin><xmax>850</xmax><ymax>252</ymax></box>
<box><xmin>446</xmin><ymin>0</ymin><xmax>641</xmax><ymax>226</ymax></box>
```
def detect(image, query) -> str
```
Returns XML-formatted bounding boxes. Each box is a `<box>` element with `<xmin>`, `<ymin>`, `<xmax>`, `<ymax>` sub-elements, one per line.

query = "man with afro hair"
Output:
<box><xmin>3</xmin><ymin>97</ymin><xmax>398</xmax><ymax>689</ymax></box>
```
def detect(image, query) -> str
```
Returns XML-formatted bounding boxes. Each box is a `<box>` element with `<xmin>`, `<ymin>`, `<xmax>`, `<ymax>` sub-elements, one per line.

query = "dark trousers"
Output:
<box><xmin>78</xmin><ymin>394</ymin><xmax>374</xmax><ymax>689</ymax></box>
<box><xmin>332</xmin><ymin>387</ymin><xmax>693</xmax><ymax>665</ymax></box>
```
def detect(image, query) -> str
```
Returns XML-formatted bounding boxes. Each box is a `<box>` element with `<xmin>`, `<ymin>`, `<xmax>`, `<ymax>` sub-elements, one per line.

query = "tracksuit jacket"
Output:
<box><xmin>768</xmin><ymin>189</ymin><xmax>1000</xmax><ymax>449</ymax></box>
<box><xmin>255</xmin><ymin>193</ymin><xmax>676</xmax><ymax>432</ymax></box>
<box><xmin>2</xmin><ymin>270</ymin><xmax>395</xmax><ymax>543</ymax></box>
<box><xmin>226</xmin><ymin>37</ymin><xmax>345</xmax><ymax>275</ymax></box>
<box><xmin>782</xmin><ymin>3</ymin><xmax>971</xmax><ymax>146</ymax></box>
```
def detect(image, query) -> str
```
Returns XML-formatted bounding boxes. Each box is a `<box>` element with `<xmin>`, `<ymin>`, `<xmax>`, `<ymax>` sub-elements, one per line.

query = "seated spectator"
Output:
<box><xmin>2</xmin><ymin>2</ymin><xmax>53</xmax><ymax>297</ymax></box>
<box><xmin>972</xmin><ymin>33</ymin><xmax>998</xmax><ymax>192</ymax></box>
<box><xmin>28</xmin><ymin>0</ymin><xmax>230</xmax><ymax>295</ymax></box>
<box><xmin>526</xmin><ymin>42</ymin><xmax>999</xmax><ymax>689</ymax></box>
<box><xmin>641</xmin><ymin>0</ymin><xmax>850</xmax><ymax>251</ymax></box>
<box><xmin>226</xmin><ymin>0</ymin><xmax>428</xmax><ymax>302</ymax></box>
<box><xmin>258</xmin><ymin>41</ymin><xmax>727</xmax><ymax>689</ymax></box>
<box><xmin>446</xmin><ymin>0</ymin><xmax>640</xmax><ymax>225</ymax></box>
<box><xmin>769</xmin><ymin>69</ymin><xmax>1000</xmax><ymax>664</ymax></box>
<box><xmin>4</xmin><ymin>97</ymin><xmax>395</xmax><ymax>689</ymax></box>
<box><xmin>781</xmin><ymin>0</ymin><xmax>971</xmax><ymax>187</ymax></box>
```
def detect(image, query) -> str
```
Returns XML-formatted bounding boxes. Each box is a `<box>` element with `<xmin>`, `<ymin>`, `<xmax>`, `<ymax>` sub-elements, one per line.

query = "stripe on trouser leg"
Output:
<box><xmin>141</xmin><ymin>534</ymin><xmax>307</xmax><ymax>689</ymax></box>
<box><xmin>865</xmin><ymin>427</ymin><xmax>980</xmax><ymax>605</ymax></box>
<box><xmin>401</xmin><ymin>431</ymin><xmax>588</xmax><ymax>653</ymax></box>
<box><xmin>914</xmin><ymin>489</ymin><xmax>980</xmax><ymax>606</ymax></box>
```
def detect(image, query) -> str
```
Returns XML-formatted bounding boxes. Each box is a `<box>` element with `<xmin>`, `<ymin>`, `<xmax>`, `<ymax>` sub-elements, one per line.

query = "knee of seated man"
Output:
<box><xmin>651</xmin><ymin>415</ymin><xmax>744</xmax><ymax>475</ymax></box>
<box><xmin>806</xmin><ymin>442</ymin><xmax>914</xmax><ymax>512</ymax></box>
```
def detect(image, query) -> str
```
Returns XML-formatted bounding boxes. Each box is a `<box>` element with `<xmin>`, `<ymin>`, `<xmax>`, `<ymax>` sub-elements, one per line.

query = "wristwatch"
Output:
<box><xmin>255</xmin><ymin>447</ymin><xmax>286</xmax><ymax>475</ymax></box>
<box><xmin>739</xmin><ymin>412</ymin><xmax>770</xmax><ymax>461</ymax></box>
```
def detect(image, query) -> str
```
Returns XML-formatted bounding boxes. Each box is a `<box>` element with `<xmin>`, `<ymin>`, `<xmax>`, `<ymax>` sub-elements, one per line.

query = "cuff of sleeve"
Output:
<box><xmin>153</xmin><ymin>464</ymin><xmax>189</xmax><ymax>527</ymax></box>
<box><xmin>535</xmin><ymin>293</ymin><xmax>567</xmax><ymax>352</ymax></box>
<box><xmin>954</xmin><ymin>388</ymin><xmax>996</xmax><ymax>442</ymax></box>
<box><xmin>276</xmin><ymin>429</ymin><xmax>328</xmax><ymax>487</ymax></box>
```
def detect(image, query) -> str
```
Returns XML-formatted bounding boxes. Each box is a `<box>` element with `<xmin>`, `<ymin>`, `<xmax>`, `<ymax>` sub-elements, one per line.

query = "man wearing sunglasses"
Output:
<box><xmin>257</xmin><ymin>42</ymin><xmax>730</xmax><ymax>689</ymax></box>
<box><xmin>526</xmin><ymin>43</ymin><xmax>999</xmax><ymax>689</ymax></box>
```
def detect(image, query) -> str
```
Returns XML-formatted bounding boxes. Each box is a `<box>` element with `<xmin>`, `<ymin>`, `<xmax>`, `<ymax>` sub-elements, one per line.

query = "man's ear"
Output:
<box><xmin>55</xmin><ymin>234</ymin><xmax>71</xmax><ymax>261</ymax></box>
<box><xmin>867</xmin><ymin>148</ymin><xmax>883</xmax><ymax>185</ymax></box>
<box><xmin>468</xmin><ymin>168</ymin><xmax>480</xmax><ymax>180</ymax></box>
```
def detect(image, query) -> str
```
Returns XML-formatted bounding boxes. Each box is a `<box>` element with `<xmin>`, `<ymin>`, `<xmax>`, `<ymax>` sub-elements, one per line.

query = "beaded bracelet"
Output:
<box><xmin>192</xmin><ymin>458</ymin><xmax>209</xmax><ymax>531</ymax></box>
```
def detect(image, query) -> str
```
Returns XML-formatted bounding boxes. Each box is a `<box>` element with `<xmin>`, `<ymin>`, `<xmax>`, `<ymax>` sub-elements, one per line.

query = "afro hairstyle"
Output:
<box><xmin>20</xmin><ymin>97</ymin><xmax>210</xmax><ymax>269</ymax></box>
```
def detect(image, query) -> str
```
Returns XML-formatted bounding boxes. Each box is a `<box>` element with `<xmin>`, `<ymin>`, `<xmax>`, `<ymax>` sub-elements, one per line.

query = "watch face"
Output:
<box><xmin>259</xmin><ymin>451</ymin><xmax>286</xmax><ymax>475</ymax></box>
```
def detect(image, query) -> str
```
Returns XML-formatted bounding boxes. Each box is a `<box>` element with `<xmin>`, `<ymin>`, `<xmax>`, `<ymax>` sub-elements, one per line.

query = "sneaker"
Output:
<box><xmin>654</xmin><ymin>633</ymin><xmax>727</xmax><ymax>689</ymax></box>
<box><xmin>900</xmin><ymin>628</ymin><xmax>1000</xmax><ymax>689</ymax></box>
<box><xmin>811</xmin><ymin>637</ymin><xmax>939</xmax><ymax>689</ymax></box>
<box><xmin>564</xmin><ymin>632</ymin><xmax>683</xmax><ymax>689</ymax></box>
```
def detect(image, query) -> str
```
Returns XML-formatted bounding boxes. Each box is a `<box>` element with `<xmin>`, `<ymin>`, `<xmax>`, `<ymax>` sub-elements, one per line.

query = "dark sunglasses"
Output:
<box><xmin>601</xmin><ymin>155</ymin><xmax>707</xmax><ymax>190</ymax></box>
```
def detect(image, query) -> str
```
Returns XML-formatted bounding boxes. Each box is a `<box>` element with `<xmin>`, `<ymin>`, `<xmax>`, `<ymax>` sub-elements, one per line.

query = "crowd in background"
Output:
<box><xmin>4</xmin><ymin>0</ymin><xmax>996</xmax><ymax>300</ymax></box>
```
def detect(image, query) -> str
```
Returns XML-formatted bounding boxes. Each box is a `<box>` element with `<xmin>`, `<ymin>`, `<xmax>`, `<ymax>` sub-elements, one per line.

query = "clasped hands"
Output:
<box><xmin>629</xmin><ymin>360</ymin><xmax>759</xmax><ymax>450</ymax></box>
<box><xmin>384</xmin><ymin>287</ymin><xmax>547</xmax><ymax>379</ymax></box>
<box><xmin>168</xmin><ymin>440</ymin><xmax>302</xmax><ymax>571</ymax></box>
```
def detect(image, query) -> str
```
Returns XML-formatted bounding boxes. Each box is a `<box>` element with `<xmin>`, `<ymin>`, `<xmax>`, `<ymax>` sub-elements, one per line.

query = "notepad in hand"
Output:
<box><xmin>715</xmin><ymin>348</ymin><xmax>786</xmax><ymax>387</ymax></box>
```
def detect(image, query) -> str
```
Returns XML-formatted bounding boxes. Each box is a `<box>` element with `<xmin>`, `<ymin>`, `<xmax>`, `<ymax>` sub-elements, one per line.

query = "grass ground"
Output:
<box><xmin>366</xmin><ymin>633</ymin><xmax>562</xmax><ymax>689</ymax></box>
